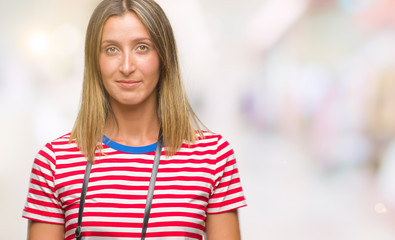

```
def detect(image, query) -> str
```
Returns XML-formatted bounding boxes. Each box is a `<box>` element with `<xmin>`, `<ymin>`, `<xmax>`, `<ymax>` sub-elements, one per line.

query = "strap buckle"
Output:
<box><xmin>75</xmin><ymin>226</ymin><xmax>82</xmax><ymax>238</ymax></box>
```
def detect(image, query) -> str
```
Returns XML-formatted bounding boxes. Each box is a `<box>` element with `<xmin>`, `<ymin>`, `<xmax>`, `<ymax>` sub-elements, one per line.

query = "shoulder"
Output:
<box><xmin>195</xmin><ymin>131</ymin><xmax>223</xmax><ymax>143</ymax></box>
<box><xmin>198</xmin><ymin>131</ymin><xmax>232</xmax><ymax>147</ymax></box>
<box><xmin>187</xmin><ymin>130</ymin><xmax>234</xmax><ymax>154</ymax></box>
<box><xmin>36</xmin><ymin>133</ymin><xmax>77</xmax><ymax>160</ymax></box>
<box><xmin>43</xmin><ymin>133</ymin><xmax>76</xmax><ymax>149</ymax></box>
<box><xmin>34</xmin><ymin>132</ymin><xmax>84</xmax><ymax>170</ymax></box>
<box><xmin>51</xmin><ymin>132</ymin><xmax>73</xmax><ymax>144</ymax></box>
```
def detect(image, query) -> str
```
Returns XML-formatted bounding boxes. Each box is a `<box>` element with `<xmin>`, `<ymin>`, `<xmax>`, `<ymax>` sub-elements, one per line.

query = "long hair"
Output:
<box><xmin>70</xmin><ymin>0</ymin><xmax>205</xmax><ymax>161</ymax></box>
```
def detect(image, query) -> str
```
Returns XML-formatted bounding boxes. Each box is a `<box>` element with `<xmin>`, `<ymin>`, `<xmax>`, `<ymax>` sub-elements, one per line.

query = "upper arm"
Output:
<box><xmin>205</xmin><ymin>210</ymin><xmax>241</xmax><ymax>240</ymax></box>
<box><xmin>27</xmin><ymin>220</ymin><xmax>65</xmax><ymax>240</ymax></box>
<box><xmin>24</xmin><ymin>143</ymin><xmax>65</xmax><ymax>239</ymax></box>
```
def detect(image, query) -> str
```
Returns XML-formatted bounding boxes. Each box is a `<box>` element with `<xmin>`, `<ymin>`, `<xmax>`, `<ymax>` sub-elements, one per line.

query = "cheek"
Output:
<box><xmin>99</xmin><ymin>57</ymin><xmax>107</xmax><ymax>76</ymax></box>
<box><xmin>99</xmin><ymin>55</ymin><xmax>115</xmax><ymax>78</ymax></box>
<box><xmin>144</xmin><ymin>55</ymin><xmax>161</xmax><ymax>79</ymax></box>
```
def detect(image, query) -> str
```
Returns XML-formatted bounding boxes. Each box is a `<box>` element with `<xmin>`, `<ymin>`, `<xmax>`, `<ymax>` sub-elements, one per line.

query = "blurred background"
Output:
<box><xmin>1</xmin><ymin>0</ymin><xmax>395</xmax><ymax>239</ymax></box>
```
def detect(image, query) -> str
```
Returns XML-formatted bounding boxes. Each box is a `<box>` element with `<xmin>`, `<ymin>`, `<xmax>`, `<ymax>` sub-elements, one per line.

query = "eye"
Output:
<box><xmin>137</xmin><ymin>45</ymin><xmax>148</xmax><ymax>52</ymax></box>
<box><xmin>105</xmin><ymin>47</ymin><xmax>118</xmax><ymax>55</ymax></box>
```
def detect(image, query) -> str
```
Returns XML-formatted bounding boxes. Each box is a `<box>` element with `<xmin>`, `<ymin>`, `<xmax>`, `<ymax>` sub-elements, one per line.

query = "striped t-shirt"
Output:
<box><xmin>23</xmin><ymin>132</ymin><xmax>246</xmax><ymax>239</ymax></box>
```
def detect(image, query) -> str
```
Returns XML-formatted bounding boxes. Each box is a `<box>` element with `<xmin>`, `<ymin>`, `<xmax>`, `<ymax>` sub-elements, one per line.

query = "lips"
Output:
<box><xmin>116</xmin><ymin>80</ymin><xmax>141</xmax><ymax>88</ymax></box>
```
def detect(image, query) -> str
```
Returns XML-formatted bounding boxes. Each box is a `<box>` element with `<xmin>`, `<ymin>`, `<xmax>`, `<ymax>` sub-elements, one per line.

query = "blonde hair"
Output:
<box><xmin>70</xmin><ymin>0</ymin><xmax>205</xmax><ymax>161</ymax></box>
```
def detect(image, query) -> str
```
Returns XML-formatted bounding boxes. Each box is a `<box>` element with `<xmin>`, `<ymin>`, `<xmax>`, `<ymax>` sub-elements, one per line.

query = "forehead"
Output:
<box><xmin>101</xmin><ymin>12</ymin><xmax>151</xmax><ymax>41</ymax></box>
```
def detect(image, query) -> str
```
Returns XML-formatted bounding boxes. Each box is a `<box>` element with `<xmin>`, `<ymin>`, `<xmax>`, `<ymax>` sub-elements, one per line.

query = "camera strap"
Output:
<box><xmin>75</xmin><ymin>131</ymin><xmax>163</xmax><ymax>240</ymax></box>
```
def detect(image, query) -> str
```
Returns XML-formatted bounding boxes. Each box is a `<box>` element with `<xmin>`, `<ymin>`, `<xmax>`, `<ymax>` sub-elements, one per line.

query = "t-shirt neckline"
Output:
<box><xmin>102</xmin><ymin>135</ymin><xmax>158</xmax><ymax>154</ymax></box>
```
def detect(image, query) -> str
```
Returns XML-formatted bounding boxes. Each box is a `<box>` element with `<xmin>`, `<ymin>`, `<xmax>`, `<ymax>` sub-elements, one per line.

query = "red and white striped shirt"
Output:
<box><xmin>23</xmin><ymin>132</ymin><xmax>246</xmax><ymax>239</ymax></box>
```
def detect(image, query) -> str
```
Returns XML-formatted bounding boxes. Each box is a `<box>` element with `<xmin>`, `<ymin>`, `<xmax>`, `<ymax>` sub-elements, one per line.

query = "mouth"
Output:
<box><xmin>116</xmin><ymin>80</ymin><xmax>141</xmax><ymax>88</ymax></box>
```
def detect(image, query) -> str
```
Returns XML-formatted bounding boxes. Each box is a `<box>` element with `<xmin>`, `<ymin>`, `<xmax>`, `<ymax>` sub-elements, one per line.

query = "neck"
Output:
<box><xmin>104</xmin><ymin>99</ymin><xmax>160</xmax><ymax>147</ymax></box>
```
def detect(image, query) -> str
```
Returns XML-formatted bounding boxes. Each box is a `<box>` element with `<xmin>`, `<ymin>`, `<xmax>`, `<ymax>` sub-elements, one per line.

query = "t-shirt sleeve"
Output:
<box><xmin>22</xmin><ymin>142</ymin><xmax>64</xmax><ymax>224</ymax></box>
<box><xmin>207</xmin><ymin>136</ymin><xmax>247</xmax><ymax>214</ymax></box>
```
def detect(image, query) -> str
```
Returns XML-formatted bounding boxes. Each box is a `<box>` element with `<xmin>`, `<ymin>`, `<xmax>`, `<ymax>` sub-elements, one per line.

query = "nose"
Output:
<box><xmin>119</xmin><ymin>52</ymin><xmax>136</xmax><ymax>76</ymax></box>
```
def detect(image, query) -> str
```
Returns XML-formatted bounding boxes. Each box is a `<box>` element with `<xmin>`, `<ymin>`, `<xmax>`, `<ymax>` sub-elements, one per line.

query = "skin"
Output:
<box><xmin>27</xmin><ymin>11</ymin><xmax>242</xmax><ymax>240</ymax></box>
<box><xmin>206</xmin><ymin>210</ymin><xmax>242</xmax><ymax>240</ymax></box>
<box><xmin>27</xmin><ymin>220</ymin><xmax>64</xmax><ymax>240</ymax></box>
<box><xmin>100</xmin><ymin>12</ymin><xmax>161</xmax><ymax>146</ymax></box>
<box><xmin>27</xmin><ymin>210</ymin><xmax>241</xmax><ymax>240</ymax></box>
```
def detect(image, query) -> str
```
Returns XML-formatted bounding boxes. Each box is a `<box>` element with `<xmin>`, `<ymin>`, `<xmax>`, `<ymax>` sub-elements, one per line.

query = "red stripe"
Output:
<box><xmin>80</xmin><ymin>193</ymin><xmax>208</xmax><ymax>202</ymax></box>
<box><xmin>223</xmin><ymin>165</ymin><xmax>239</xmax><ymax>178</ymax></box>
<box><xmin>90</xmin><ymin>175</ymin><xmax>150</xmax><ymax>183</ymax></box>
<box><xmin>94</xmin><ymin>157</ymin><xmax>153</xmax><ymax>164</ymax></box>
<box><xmin>78</xmin><ymin>231</ymin><xmax>141</xmax><ymax>238</ymax></box>
<box><xmin>153</xmin><ymin>202</ymin><xmax>207</xmax><ymax>211</ymax></box>
<box><xmin>216</xmin><ymin>139</ymin><xmax>228</xmax><ymax>149</ymax></box>
<box><xmin>159</xmin><ymin>167</ymin><xmax>212</xmax><ymax>174</ymax></box>
<box><xmin>69</xmin><ymin>202</ymin><xmax>146</xmax><ymax>210</ymax></box>
<box><xmin>38</xmin><ymin>147</ymin><xmax>56</xmax><ymax>164</ymax></box>
<box><xmin>159</xmin><ymin>158</ymin><xmax>214</xmax><ymax>165</ymax></box>
<box><xmin>53</xmin><ymin>146</ymin><xmax>80</xmax><ymax>152</ymax></box>
<box><xmin>66</xmin><ymin>211</ymin><xmax>206</xmax><ymax>223</ymax></box>
<box><xmin>57</xmin><ymin>174</ymin><xmax>152</xmax><ymax>193</ymax></box>
<box><xmin>154</xmin><ymin>194</ymin><xmax>208</xmax><ymax>202</ymax></box>
<box><xmin>148</xmin><ymin>231</ymin><xmax>202</xmax><ymax>239</ymax></box>
<box><xmin>150</xmin><ymin>211</ymin><xmax>205</xmax><ymax>220</ymax></box>
<box><xmin>30</xmin><ymin>178</ymin><xmax>52</xmax><ymax>190</ymax></box>
<box><xmin>29</xmin><ymin>188</ymin><xmax>54</xmax><ymax>198</ymax></box>
<box><xmin>56</xmin><ymin>160</ymin><xmax>87</xmax><ymax>169</ymax></box>
<box><xmin>155</xmin><ymin>185</ymin><xmax>211</xmax><ymax>194</ymax></box>
<box><xmin>157</xmin><ymin>176</ymin><xmax>213</xmax><ymax>184</ymax></box>
<box><xmin>180</xmin><ymin>141</ymin><xmax>217</xmax><ymax>148</ymax></box>
<box><xmin>61</xmin><ymin>184</ymin><xmax>210</xmax><ymax>196</ymax></box>
<box><xmin>87</xmin><ymin>193</ymin><xmax>147</xmax><ymax>200</ymax></box>
<box><xmin>217</xmin><ymin>148</ymin><xmax>234</xmax><ymax>162</ymax></box>
<box><xmin>24</xmin><ymin>207</ymin><xmax>64</xmax><ymax>219</ymax></box>
<box><xmin>92</xmin><ymin>166</ymin><xmax>154</xmax><ymax>173</ymax></box>
<box><xmin>211</xmin><ymin>186</ymin><xmax>244</xmax><ymax>199</ymax></box>
<box><xmin>56</xmin><ymin>153</ymin><xmax>85</xmax><ymax>160</ymax></box>
<box><xmin>70</xmin><ymin>211</ymin><xmax>204</xmax><ymax>219</ymax></box>
<box><xmin>55</xmin><ymin>179</ymin><xmax>82</xmax><ymax>193</ymax></box>
<box><xmin>68</xmin><ymin>211</ymin><xmax>144</xmax><ymax>221</ymax></box>
<box><xmin>87</xmin><ymin>184</ymin><xmax>149</xmax><ymax>192</ymax></box>
<box><xmin>174</xmin><ymin>150</ymin><xmax>217</xmax><ymax>156</ymax></box>
<box><xmin>213</xmin><ymin>159</ymin><xmax>238</xmax><ymax>186</ymax></box>
<box><xmin>56</xmin><ymin>169</ymin><xmax>85</xmax><ymax>179</ymax></box>
<box><xmin>201</xmin><ymin>134</ymin><xmax>220</xmax><ymax>140</ymax></box>
<box><xmin>31</xmin><ymin>168</ymin><xmax>53</xmax><ymax>183</ymax></box>
<box><xmin>51</xmin><ymin>140</ymin><xmax>72</xmax><ymax>146</ymax></box>
<box><xmin>71</xmin><ymin>201</ymin><xmax>210</xmax><ymax>210</ymax></box>
<box><xmin>216</xmin><ymin>176</ymin><xmax>241</xmax><ymax>190</ymax></box>
<box><xmin>83</xmin><ymin>221</ymin><xmax>142</xmax><ymax>228</ymax></box>
<box><xmin>27</xmin><ymin>197</ymin><xmax>62</xmax><ymax>209</ymax></box>
<box><xmin>67</xmin><ymin>230</ymin><xmax>202</xmax><ymax>239</ymax></box>
<box><xmin>34</xmin><ymin>158</ymin><xmax>53</xmax><ymax>175</ymax></box>
<box><xmin>149</xmin><ymin>221</ymin><xmax>205</xmax><ymax>231</ymax></box>
<box><xmin>208</xmin><ymin>196</ymin><xmax>246</xmax><ymax>209</ymax></box>
<box><xmin>100</xmin><ymin>149</ymin><xmax>153</xmax><ymax>156</ymax></box>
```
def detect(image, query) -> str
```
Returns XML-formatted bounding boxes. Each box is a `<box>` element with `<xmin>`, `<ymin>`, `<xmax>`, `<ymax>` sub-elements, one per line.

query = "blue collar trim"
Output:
<box><xmin>102</xmin><ymin>135</ymin><xmax>158</xmax><ymax>154</ymax></box>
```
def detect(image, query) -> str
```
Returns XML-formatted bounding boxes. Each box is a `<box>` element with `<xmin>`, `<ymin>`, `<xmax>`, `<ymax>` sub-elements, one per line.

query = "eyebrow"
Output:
<box><xmin>101</xmin><ymin>37</ymin><xmax>152</xmax><ymax>45</ymax></box>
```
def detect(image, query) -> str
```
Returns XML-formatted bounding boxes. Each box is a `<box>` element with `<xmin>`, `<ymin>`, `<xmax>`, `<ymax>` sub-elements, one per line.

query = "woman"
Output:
<box><xmin>23</xmin><ymin>0</ymin><xmax>246</xmax><ymax>239</ymax></box>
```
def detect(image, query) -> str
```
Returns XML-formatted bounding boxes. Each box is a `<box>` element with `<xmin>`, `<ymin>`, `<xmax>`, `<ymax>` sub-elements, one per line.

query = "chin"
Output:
<box><xmin>119</xmin><ymin>100</ymin><xmax>141</xmax><ymax>106</ymax></box>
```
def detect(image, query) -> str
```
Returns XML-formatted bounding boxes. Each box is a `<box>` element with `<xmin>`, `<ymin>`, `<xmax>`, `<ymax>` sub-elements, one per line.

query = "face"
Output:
<box><xmin>99</xmin><ymin>12</ymin><xmax>160</xmax><ymax>109</ymax></box>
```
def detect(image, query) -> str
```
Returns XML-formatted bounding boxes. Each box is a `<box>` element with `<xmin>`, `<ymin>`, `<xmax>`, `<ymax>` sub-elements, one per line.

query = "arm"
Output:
<box><xmin>27</xmin><ymin>220</ymin><xmax>65</xmax><ymax>240</ymax></box>
<box><xmin>205</xmin><ymin>210</ymin><xmax>241</xmax><ymax>240</ymax></box>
